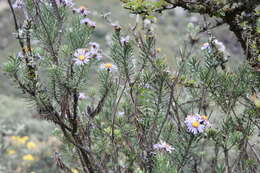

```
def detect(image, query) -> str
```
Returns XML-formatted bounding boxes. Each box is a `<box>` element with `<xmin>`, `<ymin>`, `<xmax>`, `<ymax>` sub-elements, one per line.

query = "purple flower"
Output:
<box><xmin>73</xmin><ymin>48</ymin><xmax>90</xmax><ymax>65</ymax></box>
<box><xmin>55</xmin><ymin>0</ymin><xmax>74</xmax><ymax>7</ymax></box>
<box><xmin>120</xmin><ymin>36</ymin><xmax>130</xmax><ymax>45</ymax></box>
<box><xmin>184</xmin><ymin>114</ymin><xmax>209</xmax><ymax>135</ymax></box>
<box><xmin>13</xmin><ymin>0</ymin><xmax>25</xmax><ymax>9</ymax></box>
<box><xmin>201</xmin><ymin>43</ymin><xmax>210</xmax><ymax>50</ymax></box>
<box><xmin>80</xmin><ymin>18</ymin><xmax>96</xmax><ymax>28</ymax></box>
<box><xmin>87</xmin><ymin>49</ymin><xmax>102</xmax><ymax>60</ymax></box>
<box><xmin>153</xmin><ymin>140</ymin><xmax>175</xmax><ymax>153</ymax></box>
<box><xmin>73</xmin><ymin>6</ymin><xmax>91</xmax><ymax>16</ymax></box>
<box><xmin>201</xmin><ymin>39</ymin><xmax>225</xmax><ymax>53</ymax></box>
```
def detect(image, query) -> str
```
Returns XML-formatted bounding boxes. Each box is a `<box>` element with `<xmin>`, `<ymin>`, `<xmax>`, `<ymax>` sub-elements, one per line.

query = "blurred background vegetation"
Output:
<box><xmin>0</xmin><ymin>0</ymin><xmax>247</xmax><ymax>172</ymax></box>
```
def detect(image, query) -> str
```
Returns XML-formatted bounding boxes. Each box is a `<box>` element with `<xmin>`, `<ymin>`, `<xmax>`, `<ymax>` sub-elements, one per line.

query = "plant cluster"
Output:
<box><xmin>2</xmin><ymin>0</ymin><xmax>260</xmax><ymax>172</ymax></box>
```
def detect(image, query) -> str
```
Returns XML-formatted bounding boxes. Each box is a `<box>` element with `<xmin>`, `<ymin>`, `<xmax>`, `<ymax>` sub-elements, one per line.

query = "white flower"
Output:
<box><xmin>17</xmin><ymin>51</ymin><xmax>24</xmax><ymax>58</ymax></box>
<box><xmin>78</xmin><ymin>93</ymin><xmax>86</xmax><ymax>100</ymax></box>
<box><xmin>13</xmin><ymin>0</ymin><xmax>25</xmax><ymax>9</ymax></box>
<box><xmin>80</xmin><ymin>18</ymin><xmax>96</xmax><ymax>28</ymax></box>
<box><xmin>89</xmin><ymin>42</ymin><xmax>100</xmax><ymax>50</ymax></box>
<box><xmin>213</xmin><ymin>39</ymin><xmax>225</xmax><ymax>52</ymax></box>
<box><xmin>153</xmin><ymin>140</ymin><xmax>175</xmax><ymax>153</ymax></box>
<box><xmin>118</xmin><ymin>112</ymin><xmax>125</xmax><ymax>117</ymax></box>
<box><xmin>201</xmin><ymin>40</ymin><xmax>225</xmax><ymax>53</ymax></box>
<box><xmin>73</xmin><ymin>48</ymin><xmax>89</xmax><ymax>65</ymax></box>
<box><xmin>184</xmin><ymin>114</ymin><xmax>209</xmax><ymax>135</ymax></box>
<box><xmin>100</xmin><ymin>63</ymin><xmax>117</xmax><ymax>72</ymax></box>
<box><xmin>144</xmin><ymin>19</ymin><xmax>152</xmax><ymax>29</ymax></box>
<box><xmin>80</xmin><ymin>18</ymin><xmax>91</xmax><ymax>24</ymax></box>
<box><xmin>120</xmin><ymin>36</ymin><xmax>130</xmax><ymax>45</ymax></box>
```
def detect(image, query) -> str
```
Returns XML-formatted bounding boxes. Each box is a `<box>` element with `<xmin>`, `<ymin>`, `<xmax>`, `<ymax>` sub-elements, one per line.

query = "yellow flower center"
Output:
<box><xmin>156</xmin><ymin>48</ymin><xmax>161</xmax><ymax>53</ymax></box>
<box><xmin>105</xmin><ymin>63</ymin><xmax>113</xmax><ymax>69</ymax></box>
<box><xmin>80</xmin><ymin>6</ymin><xmax>86</xmax><ymax>11</ymax></box>
<box><xmin>78</xmin><ymin>55</ymin><xmax>85</xmax><ymax>61</ymax></box>
<box><xmin>192</xmin><ymin>121</ymin><xmax>199</xmax><ymax>128</ymax></box>
<box><xmin>23</xmin><ymin>47</ymin><xmax>32</xmax><ymax>53</ymax></box>
<box><xmin>201</xmin><ymin>115</ymin><xmax>208</xmax><ymax>121</ymax></box>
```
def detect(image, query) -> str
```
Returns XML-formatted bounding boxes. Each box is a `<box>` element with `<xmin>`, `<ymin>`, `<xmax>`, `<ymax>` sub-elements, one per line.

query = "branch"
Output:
<box><xmin>89</xmin><ymin>86</ymin><xmax>110</xmax><ymax>118</ymax></box>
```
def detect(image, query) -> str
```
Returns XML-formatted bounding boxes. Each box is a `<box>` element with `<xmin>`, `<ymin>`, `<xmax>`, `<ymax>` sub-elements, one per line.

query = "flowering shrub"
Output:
<box><xmin>3</xmin><ymin>0</ymin><xmax>260</xmax><ymax>172</ymax></box>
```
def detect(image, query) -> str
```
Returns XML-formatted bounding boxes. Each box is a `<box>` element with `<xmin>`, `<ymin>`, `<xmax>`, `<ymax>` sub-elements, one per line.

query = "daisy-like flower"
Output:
<box><xmin>13</xmin><ymin>0</ymin><xmax>25</xmax><ymax>9</ymax></box>
<box><xmin>78</xmin><ymin>92</ymin><xmax>86</xmax><ymax>100</ymax></box>
<box><xmin>80</xmin><ymin>18</ymin><xmax>96</xmax><ymax>28</ymax></box>
<box><xmin>144</xmin><ymin>19</ymin><xmax>152</xmax><ymax>29</ymax></box>
<box><xmin>87</xmin><ymin>48</ymin><xmax>102</xmax><ymax>60</ymax></box>
<box><xmin>111</xmin><ymin>23</ymin><xmax>121</xmax><ymax>31</ymax></box>
<box><xmin>73</xmin><ymin>6</ymin><xmax>90</xmax><ymax>16</ymax></box>
<box><xmin>201</xmin><ymin>40</ymin><xmax>225</xmax><ymax>53</ymax></box>
<box><xmin>73</xmin><ymin>48</ymin><xmax>89</xmax><ymax>65</ymax></box>
<box><xmin>153</xmin><ymin>140</ymin><xmax>175</xmax><ymax>153</ymax></box>
<box><xmin>100</xmin><ymin>63</ymin><xmax>117</xmax><ymax>72</ymax></box>
<box><xmin>200</xmin><ymin>115</ymin><xmax>210</xmax><ymax>126</ymax></box>
<box><xmin>201</xmin><ymin>42</ymin><xmax>210</xmax><ymax>50</ymax></box>
<box><xmin>84</xmin><ymin>42</ymin><xmax>102</xmax><ymax>60</ymax></box>
<box><xmin>56</xmin><ymin>0</ymin><xmax>74</xmax><ymax>7</ymax></box>
<box><xmin>120</xmin><ymin>36</ymin><xmax>130</xmax><ymax>45</ymax></box>
<box><xmin>185</xmin><ymin>114</ymin><xmax>209</xmax><ymax>135</ymax></box>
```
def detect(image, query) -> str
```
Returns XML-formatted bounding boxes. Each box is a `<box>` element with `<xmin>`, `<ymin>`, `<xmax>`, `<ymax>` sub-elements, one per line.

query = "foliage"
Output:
<box><xmin>121</xmin><ymin>0</ymin><xmax>260</xmax><ymax>64</ymax></box>
<box><xmin>2</xmin><ymin>0</ymin><xmax>260</xmax><ymax>172</ymax></box>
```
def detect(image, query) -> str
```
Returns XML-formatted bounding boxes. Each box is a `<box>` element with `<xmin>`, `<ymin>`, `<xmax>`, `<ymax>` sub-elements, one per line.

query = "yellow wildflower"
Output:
<box><xmin>27</xmin><ymin>141</ymin><xmax>37</xmax><ymax>150</ymax></box>
<box><xmin>20</xmin><ymin>136</ymin><xmax>29</xmax><ymax>143</ymax></box>
<box><xmin>71</xmin><ymin>168</ymin><xmax>79</xmax><ymax>173</ymax></box>
<box><xmin>250</xmin><ymin>93</ymin><xmax>260</xmax><ymax>109</ymax></box>
<box><xmin>6</xmin><ymin>149</ymin><xmax>16</xmax><ymax>155</ymax></box>
<box><xmin>23</xmin><ymin>46</ymin><xmax>32</xmax><ymax>53</ymax></box>
<box><xmin>22</xmin><ymin>154</ymin><xmax>35</xmax><ymax>161</ymax></box>
<box><xmin>255</xmin><ymin>99</ymin><xmax>260</xmax><ymax>109</ymax></box>
<box><xmin>156</xmin><ymin>48</ymin><xmax>161</xmax><ymax>53</ymax></box>
<box><xmin>11</xmin><ymin>136</ymin><xmax>29</xmax><ymax>145</ymax></box>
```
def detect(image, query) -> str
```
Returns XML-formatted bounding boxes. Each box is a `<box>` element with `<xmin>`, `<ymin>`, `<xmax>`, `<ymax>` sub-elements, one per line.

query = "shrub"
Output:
<box><xmin>3</xmin><ymin>0</ymin><xmax>260</xmax><ymax>172</ymax></box>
